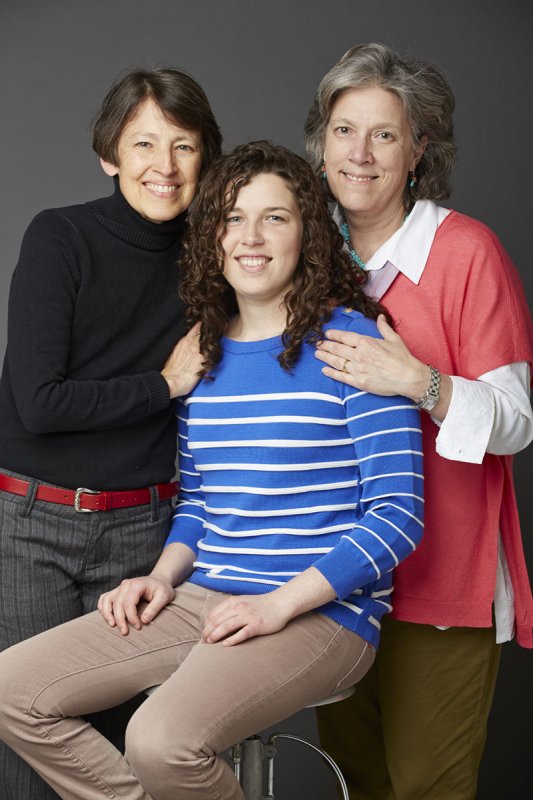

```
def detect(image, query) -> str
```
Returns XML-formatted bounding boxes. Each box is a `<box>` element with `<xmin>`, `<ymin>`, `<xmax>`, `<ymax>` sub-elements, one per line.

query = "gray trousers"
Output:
<box><xmin>0</xmin><ymin>470</ymin><xmax>174</xmax><ymax>800</ymax></box>
<box><xmin>0</xmin><ymin>582</ymin><xmax>374</xmax><ymax>800</ymax></box>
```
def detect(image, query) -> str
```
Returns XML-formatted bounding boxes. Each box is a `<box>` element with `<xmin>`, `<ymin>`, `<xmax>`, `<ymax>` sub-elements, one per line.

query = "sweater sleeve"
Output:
<box><xmin>165</xmin><ymin>398</ymin><xmax>204</xmax><ymax>554</ymax></box>
<box><xmin>453</xmin><ymin>222</ymin><xmax>533</xmax><ymax>379</ymax></box>
<box><xmin>432</xmin><ymin>223</ymin><xmax>533</xmax><ymax>461</ymax></box>
<box><xmin>313</xmin><ymin>361</ymin><xmax>425</xmax><ymax>598</ymax></box>
<box><xmin>7</xmin><ymin>211</ymin><xmax>171</xmax><ymax>434</ymax></box>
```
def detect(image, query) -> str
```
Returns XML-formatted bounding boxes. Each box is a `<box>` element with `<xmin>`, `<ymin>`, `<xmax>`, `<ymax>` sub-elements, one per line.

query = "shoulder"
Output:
<box><xmin>427</xmin><ymin>211</ymin><xmax>532</xmax><ymax>361</ymax></box>
<box><xmin>14</xmin><ymin>201</ymin><xmax>98</xmax><ymax>285</ymax></box>
<box><xmin>23</xmin><ymin>200</ymin><xmax>97</xmax><ymax>245</ymax></box>
<box><xmin>426</xmin><ymin>209</ymin><xmax>523</xmax><ymax>300</ymax></box>
<box><xmin>21</xmin><ymin>197</ymin><xmax>104</xmax><ymax>250</ymax></box>
<box><xmin>327</xmin><ymin>306</ymin><xmax>381</xmax><ymax>339</ymax></box>
<box><xmin>435</xmin><ymin>210</ymin><xmax>508</xmax><ymax>262</ymax></box>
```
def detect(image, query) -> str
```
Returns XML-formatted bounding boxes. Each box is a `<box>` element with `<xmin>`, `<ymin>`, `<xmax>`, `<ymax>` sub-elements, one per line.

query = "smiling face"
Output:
<box><xmin>100</xmin><ymin>97</ymin><xmax>203</xmax><ymax>223</ymax></box>
<box><xmin>221</xmin><ymin>172</ymin><xmax>304</xmax><ymax>313</ymax></box>
<box><xmin>324</xmin><ymin>85</ymin><xmax>426</xmax><ymax>225</ymax></box>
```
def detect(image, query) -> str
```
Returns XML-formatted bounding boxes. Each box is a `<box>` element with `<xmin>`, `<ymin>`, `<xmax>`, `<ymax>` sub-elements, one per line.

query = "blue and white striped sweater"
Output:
<box><xmin>166</xmin><ymin>308</ymin><xmax>424</xmax><ymax>648</ymax></box>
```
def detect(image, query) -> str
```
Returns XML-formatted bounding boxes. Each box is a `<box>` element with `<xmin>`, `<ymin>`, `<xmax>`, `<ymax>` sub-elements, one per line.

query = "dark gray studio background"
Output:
<box><xmin>1</xmin><ymin>1</ymin><xmax>532</xmax><ymax>797</ymax></box>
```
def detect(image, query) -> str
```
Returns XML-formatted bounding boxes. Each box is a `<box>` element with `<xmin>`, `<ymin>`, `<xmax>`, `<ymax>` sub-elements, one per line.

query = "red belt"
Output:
<box><xmin>0</xmin><ymin>473</ymin><xmax>178</xmax><ymax>513</ymax></box>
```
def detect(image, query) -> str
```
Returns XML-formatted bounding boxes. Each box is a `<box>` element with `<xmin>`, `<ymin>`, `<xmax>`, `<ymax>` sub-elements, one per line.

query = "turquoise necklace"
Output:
<box><xmin>340</xmin><ymin>210</ymin><xmax>411</xmax><ymax>270</ymax></box>
<box><xmin>340</xmin><ymin>221</ymin><xmax>366</xmax><ymax>270</ymax></box>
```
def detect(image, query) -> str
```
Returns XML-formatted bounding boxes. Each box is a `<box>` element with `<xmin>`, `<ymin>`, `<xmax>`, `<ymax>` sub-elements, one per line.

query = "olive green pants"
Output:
<box><xmin>317</xmin><ymin>616</ymin><xmax>501</xmax><ymax>800</ymax></box>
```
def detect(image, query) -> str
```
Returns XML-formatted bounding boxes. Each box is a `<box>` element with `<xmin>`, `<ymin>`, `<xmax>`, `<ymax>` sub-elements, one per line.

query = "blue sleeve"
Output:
<box><xmin>165</xmin><ymin>398</ymin><xmax>205</xmax><ymax>554</ymax></box>
<box><xmin>313</xmin><ymin>315</ymin><xmax>424</xmax><ymax>598</ymax></box>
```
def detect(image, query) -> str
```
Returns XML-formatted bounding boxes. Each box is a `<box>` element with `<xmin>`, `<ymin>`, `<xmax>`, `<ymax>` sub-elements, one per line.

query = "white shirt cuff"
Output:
<box><xmin>435</xmin><ymin>376</ymin><xmax>494</xmax><ymax>463</ymax></box>
<box><xmin>435</xmin><ymin>362</ymin><xmax>532</xmax><ymax>464</ymax></box>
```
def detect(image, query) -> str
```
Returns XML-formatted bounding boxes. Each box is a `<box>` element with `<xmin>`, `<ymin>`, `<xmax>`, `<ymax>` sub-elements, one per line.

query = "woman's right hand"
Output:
<box><xmin>97</xmin><ymin>576</ymin><xmax>175</xmax><ymax>635</ymax></box>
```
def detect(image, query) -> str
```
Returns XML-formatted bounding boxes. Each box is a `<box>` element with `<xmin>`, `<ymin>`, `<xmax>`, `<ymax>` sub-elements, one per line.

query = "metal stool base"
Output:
<box><xmin>231</xmin><ymin>730</ymin><xmax>349</xmax><ymax>800</ymax></box>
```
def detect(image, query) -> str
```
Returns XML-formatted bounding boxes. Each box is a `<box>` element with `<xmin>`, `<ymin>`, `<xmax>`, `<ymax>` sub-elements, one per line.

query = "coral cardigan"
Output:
<box><xmin>381</xmin><ymin>210</ymin><xmax>533</xmax><ymax>647</ymax></box>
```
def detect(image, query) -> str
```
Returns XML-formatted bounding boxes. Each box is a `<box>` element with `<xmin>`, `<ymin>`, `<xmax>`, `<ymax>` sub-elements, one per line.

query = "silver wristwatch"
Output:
<box><xmin>415</xmin><ymin>365</ymin><xmax>441</xmax><ymax>411</ymax></box>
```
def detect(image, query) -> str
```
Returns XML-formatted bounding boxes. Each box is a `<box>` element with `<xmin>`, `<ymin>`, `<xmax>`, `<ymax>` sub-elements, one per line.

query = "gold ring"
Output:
<box><xmin>342</xmin><ymin>358</ymin><xmax>350</xmax><ymax>373</ymax></box>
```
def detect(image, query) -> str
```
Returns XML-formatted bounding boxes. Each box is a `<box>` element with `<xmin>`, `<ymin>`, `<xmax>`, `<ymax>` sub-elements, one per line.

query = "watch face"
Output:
<box><xmin>418</xmin><ymin>395</ymin><xmax>436</xmax><ymax>411</ymax></box>
<box><xmin>416</xmin><ymin>367</ymin><xmax>440</xmax><ymax>411</ymax></box>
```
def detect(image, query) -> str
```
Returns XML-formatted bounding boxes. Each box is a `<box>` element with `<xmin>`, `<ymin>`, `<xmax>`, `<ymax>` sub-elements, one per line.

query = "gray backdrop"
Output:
<box><xmin>1</xmin><ymin>1</ymin><xmax>532</xmax><ymax>797</ymax></box>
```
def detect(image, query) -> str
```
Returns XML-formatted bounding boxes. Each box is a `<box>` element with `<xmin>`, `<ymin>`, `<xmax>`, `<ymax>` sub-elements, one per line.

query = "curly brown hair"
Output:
<box><xmin>179</xmin><ymin>140</ymin><xmax>388</xmax><ymax>376</ymax></box>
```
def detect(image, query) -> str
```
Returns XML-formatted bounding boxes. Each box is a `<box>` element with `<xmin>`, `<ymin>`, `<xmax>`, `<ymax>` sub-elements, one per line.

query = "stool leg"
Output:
<box><xmin>265</xmin><ymin>743</ymin><xmax>276</xmax><ymax>799</ymax></box>
<box><xmin>232</xmin><ymin>736</ymin><xmax>265</xmax><ymax>800</ymax></box>
<box><xmin>232</xmin><ymin>731</ymin><xmax>349</xmax><ymax>799</ymax></box>
<box><xmin>232</xmin><ymin>741</ymin><xmax>243</xmax><ymax>784</ymax></box>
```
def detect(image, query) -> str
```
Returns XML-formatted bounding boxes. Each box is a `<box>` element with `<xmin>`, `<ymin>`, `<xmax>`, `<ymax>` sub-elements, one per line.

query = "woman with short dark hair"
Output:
<box><xmin>305</xmin><ymin>41</ymin><xmax>533</xmax><ymax>800</ymax></box>
<box><xmin>0</xmin><ymin>66</ymin><xmax>221</xmax><ymax>799</ymax></box>
<box><xmin>92</xmin><ymin>68</ymin><xmax>222</xmax><ymax>177</ymax></box>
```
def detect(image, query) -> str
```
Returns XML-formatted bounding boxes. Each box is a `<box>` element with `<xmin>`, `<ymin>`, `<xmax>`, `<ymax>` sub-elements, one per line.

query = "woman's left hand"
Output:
<box><xmin>201</xmin><ymin>593</ymin><xmax>291</xmax><ymax>647</ymax></box>
<box><xmin>316</xmin><ymin>314</ymin><xmax>429</xmax><ymax>400</ymax></box>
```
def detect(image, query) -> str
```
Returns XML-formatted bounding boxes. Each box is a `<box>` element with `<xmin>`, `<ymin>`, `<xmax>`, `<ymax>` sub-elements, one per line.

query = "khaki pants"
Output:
<box><xmin>0</xmin><ymin>581</ymin><xmax>373</xmax><ymax>800</ymax></box>
<box><xmin>317</xmin><ymin>615</ymin><xmax>501</xmax><ymax>800</ymax></box>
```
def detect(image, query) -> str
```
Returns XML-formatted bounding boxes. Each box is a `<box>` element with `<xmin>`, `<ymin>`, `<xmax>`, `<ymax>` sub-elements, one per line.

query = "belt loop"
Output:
<box><xmin>18</xmin><ymin>479</ymin><xmax>38</xmax><ymax>518</ymax></box>
<box><xmin>149</xmin><ymin>486</ymin><xmax>159</xmax><ymax>522</ymax></box>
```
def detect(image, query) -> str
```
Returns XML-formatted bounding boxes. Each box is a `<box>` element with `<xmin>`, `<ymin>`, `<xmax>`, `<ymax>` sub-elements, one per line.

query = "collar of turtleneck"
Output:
<box><xmin>87</xmin><ymin>176</ymin><xmax>187</xmax><ymax>252</ymax></box>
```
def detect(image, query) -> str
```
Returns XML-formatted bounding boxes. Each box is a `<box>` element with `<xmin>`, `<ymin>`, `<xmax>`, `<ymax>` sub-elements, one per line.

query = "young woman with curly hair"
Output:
<box><xmin>0</xmin><ymin>141</ymin><xmax>424</xmax><ymax>800</ymax></box>
<box><xmin>180</xmin><ymin>140</ymin><xmax>386</xmax><ymax>374</ymax></box>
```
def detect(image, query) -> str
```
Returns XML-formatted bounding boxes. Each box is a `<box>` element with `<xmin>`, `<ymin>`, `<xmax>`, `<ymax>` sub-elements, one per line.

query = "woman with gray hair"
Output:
<box><xmin>306</xmin><ymin>42</ymin><xmax>533</xmax><ymax>800</ymax></box>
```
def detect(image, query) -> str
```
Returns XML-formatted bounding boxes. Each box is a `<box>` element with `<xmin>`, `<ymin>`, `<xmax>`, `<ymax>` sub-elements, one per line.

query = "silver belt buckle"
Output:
<box><xmin>74</xmin><ymin>487</ymin><xmax>100</xmax><ymax>513</ymax></box>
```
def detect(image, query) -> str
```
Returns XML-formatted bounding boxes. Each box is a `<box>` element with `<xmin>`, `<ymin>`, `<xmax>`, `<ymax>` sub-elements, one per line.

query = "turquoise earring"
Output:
<box><xmin>409</xmin><ymin>169</ymin><xmax>417</xmax><ymax>189</ymax></box>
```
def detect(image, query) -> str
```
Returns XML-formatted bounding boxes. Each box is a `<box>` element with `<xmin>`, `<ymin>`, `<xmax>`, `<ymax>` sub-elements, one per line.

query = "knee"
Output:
<box><xmin>126</xmin><ymin>704</ymin><xmax>210</xmax><ymax>799</ymax></box>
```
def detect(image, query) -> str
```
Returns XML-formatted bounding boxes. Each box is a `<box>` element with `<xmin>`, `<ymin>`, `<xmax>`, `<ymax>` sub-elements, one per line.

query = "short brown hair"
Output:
<box><xmin>92</xmin><ymin>68</ymin><xmax>222</xmax><ymax>175</ymax></box>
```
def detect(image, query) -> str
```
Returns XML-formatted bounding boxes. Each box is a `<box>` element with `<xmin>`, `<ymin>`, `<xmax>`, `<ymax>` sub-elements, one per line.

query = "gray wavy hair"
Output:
<box><xmin>305</xmin><ymin>42</ymin><xmax>457</xmax><ymax>201</ymax></box>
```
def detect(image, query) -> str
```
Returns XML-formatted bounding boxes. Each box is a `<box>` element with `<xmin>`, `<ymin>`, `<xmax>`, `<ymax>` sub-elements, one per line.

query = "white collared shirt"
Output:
<box><xmin>335</xmin><ymin>200</ymin><xmax>533</xmax><ymax>641</ymax></box>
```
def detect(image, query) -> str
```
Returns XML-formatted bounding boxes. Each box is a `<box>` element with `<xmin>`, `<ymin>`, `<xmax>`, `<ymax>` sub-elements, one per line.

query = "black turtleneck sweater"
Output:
<box><xmin>0</xmin><ymin>181</ymin><xmax>186</xmax><ymax>490</ymax></box>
